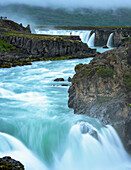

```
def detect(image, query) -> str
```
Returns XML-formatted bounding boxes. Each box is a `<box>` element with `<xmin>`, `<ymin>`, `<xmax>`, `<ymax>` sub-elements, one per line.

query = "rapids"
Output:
<box><xmin>0</xmin><ymin>58</ymin><xmax>131</xmax><ymax>170</ymax></box>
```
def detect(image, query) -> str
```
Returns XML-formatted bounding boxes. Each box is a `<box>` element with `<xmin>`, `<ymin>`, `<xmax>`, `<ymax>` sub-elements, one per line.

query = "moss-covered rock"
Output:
<box><xmin>0</xmin><ymin>39</ymin><xmax>18</xmax><ymax>52</ymax></box>
<box><xmin>0</xmin><ymin>156</ymin><xmax>24</xmax><ymax>170</ymax></box>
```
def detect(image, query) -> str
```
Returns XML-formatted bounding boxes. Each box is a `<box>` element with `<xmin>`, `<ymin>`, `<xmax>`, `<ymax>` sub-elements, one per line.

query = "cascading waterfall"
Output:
<box><xmin>0</xmin><ymin>58</ymin><xmax>131</xmax><ymax>170</ymax></box>
<box><xmin>87</xmin><ymin>33</ymin><xmax>95</xmax><ymax>47</ymax></box>
<box><xmin>54</xmin><ymin>124</ymin><xmax>131</xmax><ymax>170</ymax></box>
<box><xmin>35</xmin><ymin>29</ymin><xmax>114</xmax><ymax>53</ymax></box>
<box><xmin>35</xmin><ymin>29</ymin><xmax>91</xmax><ymax>44</ymax></box>
<box><xmin>107</xmin><ymin>33</ymin><xmax>114</xmax><ymax>47</ymax></box>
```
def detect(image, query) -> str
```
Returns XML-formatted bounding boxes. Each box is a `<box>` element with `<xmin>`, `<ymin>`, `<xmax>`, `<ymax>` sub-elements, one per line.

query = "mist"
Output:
<box><xmin>0</xmin><ymin>0</ymin><xmax>131</xmax><ymax>9</ymax></box>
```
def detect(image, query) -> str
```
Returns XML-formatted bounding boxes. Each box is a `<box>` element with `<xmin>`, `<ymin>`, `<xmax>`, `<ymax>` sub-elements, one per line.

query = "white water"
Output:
<box><xmin>0</xmin><ymin>58</ymin><xmax>131</xmax><ymax>169</ymax></box>
<box><xmin>87</xmin><ymin>33</ymin><xmax>95</xmax><ymax>47</ymax></box>
<box><xmin>35</xmin><ymin>29</ymin><xmax>114</xmax><ymax>53</ymax></box>
<box><xmin>107</xmin><ymin>33</ymin><xmax>114</xmax><ymax>47</ymax></box>
<box><xmin>35</xmin><ymin>29</ymin><xmax>91</xmax><ymax>44</ymax></box>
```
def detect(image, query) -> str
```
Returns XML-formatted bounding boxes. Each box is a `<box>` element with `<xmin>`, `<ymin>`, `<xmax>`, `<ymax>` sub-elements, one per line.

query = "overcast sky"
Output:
<box><xmin>0</xmin><ymin>0</ymin><xmax>131</xmax><ymax>9</ymax></box>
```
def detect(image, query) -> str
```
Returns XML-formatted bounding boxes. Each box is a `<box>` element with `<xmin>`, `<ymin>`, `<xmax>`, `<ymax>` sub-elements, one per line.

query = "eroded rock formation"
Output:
<box><xmin>68</xmin><ymin>42</ymin><xmax>131</xmax><ymax>153</ymax></box>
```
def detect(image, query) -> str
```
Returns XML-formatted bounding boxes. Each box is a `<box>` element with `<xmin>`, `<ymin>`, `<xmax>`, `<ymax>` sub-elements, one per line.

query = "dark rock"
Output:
<box><xmin>103</xmin><ymin>45</ymin><xmax>108</xmax><ymax>48</ymax></box>
<box><xmin>79</xmin><ymin>121</ymin><xmax>98</xmax><ymax>139</ymax></box>
<box><xmin>68</xmin><ymin>77</ymin><xmax>72</xmax><ymax>82</ymax></box>
<box><xmin>0</xmin><ymin>156</ymin><xmax>24</xmax><ymax>169</ymax></box>
<box><xmin>54</xmin><ymin>78</ymin><xmax>65</xmax><ymax>81</ymax></box>
<box><xmin>61</xmin><ymin>84</ymin><xmax>68</xmax><ymax>86</ymax></box>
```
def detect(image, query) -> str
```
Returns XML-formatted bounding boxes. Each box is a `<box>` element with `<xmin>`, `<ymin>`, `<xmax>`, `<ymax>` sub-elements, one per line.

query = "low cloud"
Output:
<box><xmin>0</xmin><ymin>0</ymin><xmax>131</xmax><ymax>9</ymax></box>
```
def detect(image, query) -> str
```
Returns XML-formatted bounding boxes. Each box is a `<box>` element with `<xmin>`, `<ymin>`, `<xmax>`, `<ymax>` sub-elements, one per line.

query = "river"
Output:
<box><xmin>0</xmin><ymin>57</ymin><xmax>131</xmax><ymax>170</ymax></box>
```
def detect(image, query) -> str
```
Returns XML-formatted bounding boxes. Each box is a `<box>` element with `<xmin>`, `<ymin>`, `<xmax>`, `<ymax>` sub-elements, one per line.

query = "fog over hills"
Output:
<box><xmin>0</xmin><ymin>0</ymin><xmax>131</xmax><ymax>9</ymax></box>
<box><xmin>0</xmin><ymin>4</ymin><xmax>131</xmax><ymax>27</ymax></box>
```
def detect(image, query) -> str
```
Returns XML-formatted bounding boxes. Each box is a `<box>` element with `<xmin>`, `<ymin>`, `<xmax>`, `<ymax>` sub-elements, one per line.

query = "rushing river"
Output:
<box><xmin>0</xmin><ymin>58</ymin><xmax>131</xmax><ymax>170</ymax></box>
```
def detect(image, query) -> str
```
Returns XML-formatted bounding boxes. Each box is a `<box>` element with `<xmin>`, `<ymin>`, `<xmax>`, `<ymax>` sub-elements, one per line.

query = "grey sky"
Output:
<box><xmin>0</xmin><ymin>0</ymin><xmax>131</xmax><ymax>9</ymax></box>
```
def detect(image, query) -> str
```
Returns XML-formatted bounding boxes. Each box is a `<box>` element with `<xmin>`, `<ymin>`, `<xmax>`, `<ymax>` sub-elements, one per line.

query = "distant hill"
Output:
<box><xmin>0</xmin><ymin>4</ymin><xmax>131</xmax><ymax>27</ymax></box>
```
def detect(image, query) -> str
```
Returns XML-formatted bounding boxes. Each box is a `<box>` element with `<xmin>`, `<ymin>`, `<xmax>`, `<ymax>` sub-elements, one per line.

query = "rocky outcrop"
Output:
<box><xmin>1</xmin><ymin>19</ymin><xmax>31</xmax><ymax>33</ymax></box>
<box><xmin>92</xmin><ymin>28</ymin><xmax>131</xmax><ymax>47</ymax></box>
<box><xmin>0</xmin><ymin>35</ymin><xmax>96</xmax><ymax>58</ymax></box>
<box><xmin>68</xmin><ymin>42</ymin><xmax>131</xmax><ymax>153</ymax></box>
<box><xmin>94</xmin><ymin>29</ymin><xmax>111</xmax><ymax>46</ymax></box>
<box><xmin>0</xmin><ymin>156</ymin><xmax>24</xmax><ymax>169</ymax></box>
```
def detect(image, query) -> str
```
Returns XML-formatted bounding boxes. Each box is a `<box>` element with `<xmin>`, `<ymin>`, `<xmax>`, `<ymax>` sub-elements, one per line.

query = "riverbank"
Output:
<box><xmin>0</xmin><ymin>19</ymin><xmax>97</xmax><ymax>68</ymax></box>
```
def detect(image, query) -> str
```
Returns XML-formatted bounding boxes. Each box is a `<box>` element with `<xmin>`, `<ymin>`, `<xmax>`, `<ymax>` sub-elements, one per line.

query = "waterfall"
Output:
<box><xmin>80</xmin><ymin>31</ymin><xmax>91</xmax><ymax>44</ymax></box>
<box><xmin>0</xmin><ymin>132</ymin><xmax>48</xmax><ymax>170</ymax></box>
<box><xmin>54</xmin><ymin>124</ymin><xmax>131</xmax><ymax>170</ymax></box>
<box><xmin>35</xmin><ymin>29</ymin><xmax>91</xmax><ymax>44</ymax></box>
<box><xmin>107</xmin><ymin>33</ymin><xmax>113</xmax><ymax>47</ymax></box>
<box><xmin>87</xmin><ymin>33</ymin><xmax>95</xmax><ymax>47</ymax></box>
<box><xmin>0</xmin><ymin>58</ymin><xmax>130</xmax><ymax>170</ymax></box>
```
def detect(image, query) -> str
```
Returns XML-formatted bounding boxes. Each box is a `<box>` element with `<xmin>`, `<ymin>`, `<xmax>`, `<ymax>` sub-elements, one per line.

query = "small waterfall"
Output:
<box><xmin>80</xmin><ymin>31</ymin><xmax>91</xmax><ymax>44</ymax></box>
<box><xmin>87</xmin><ymin>33</ymin><xmax>95</xmax><ymax>47</ymax></box>
<box><xmin>107</xmin><ymin>33</ymin><xmax>114</xmax><ymax>47</ymax></box>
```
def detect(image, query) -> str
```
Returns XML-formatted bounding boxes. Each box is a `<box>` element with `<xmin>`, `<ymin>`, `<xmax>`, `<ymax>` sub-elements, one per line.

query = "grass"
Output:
<box><xmin>0</xmin><ymin>39</ymin><xmax>18</xmax><ymax>52</ymax></box>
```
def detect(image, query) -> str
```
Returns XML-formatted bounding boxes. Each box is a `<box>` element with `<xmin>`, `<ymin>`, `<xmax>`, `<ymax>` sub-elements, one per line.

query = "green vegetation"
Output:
<box><xmin>124</xmin><ymin>71</ymin><xmax>131</xmax><ymax>91</ymax></box>
<box><xmin>0</xmin><ymin>39</ymin><xmax>18</xmax><ymax>52</ymax></box>
<box><xmin>79</xmin><ymin>66</ymin><xmax>114</xmax><ymax>79</ymax></box>
<box><xmin>75</xmin><ymin>64</ymin><xmax>83</xmax><ymax>72</ymax></box>
<box><xmin>97</xmin><ymin>66</ymin><xmax>114</xmax><ymax>78</ymax></box>
<box><xmin>97</xmin><ymin>96</ymin><xmax>112</xmax><ymax>103</ymax></box>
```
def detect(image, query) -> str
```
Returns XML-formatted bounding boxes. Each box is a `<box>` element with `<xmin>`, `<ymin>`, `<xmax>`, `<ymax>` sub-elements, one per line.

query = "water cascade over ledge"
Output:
<box><xmin>107</xmin><ymin>33</ymin><xmax>114</xmax><ymax>47</ymax></box>
<box><xmin>35</xmin><ymin>29</ymin><xmax>115</xmax><ymax>53</ymax></box>
<box><xmin>0</xmin><ymin>58</ymin><xmax>131</xmax><ymax>169</ymax></box>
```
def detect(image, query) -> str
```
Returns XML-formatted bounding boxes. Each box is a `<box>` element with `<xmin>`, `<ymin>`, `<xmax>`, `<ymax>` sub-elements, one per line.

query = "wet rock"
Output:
<box><xmin>0</xmin><ymin>156</ymin><xmax>24</xmax><ymax>169</ymax></box>
<box><xmin>61</xmin><ymin>84</ymin><xmax>68</xmax><ymax>86</ymax></box>
<box><xmin>79</xmin><ymin>121</ymin><xmax>98</xmax><ymax>139</ymax></box>
<box><xmin>54</xmin><ymin>78</ymin><xmax>65</xmax><ymax>81</ymax></box>
<box><xmin>68</xmin><ymin>77</ymin><xmax>72</xmax><ymax>82</ymax></box>
<box><xmin>103</xmin><ymin>45</ymin><xmax>108</xmax><ymax>48</ymax></box>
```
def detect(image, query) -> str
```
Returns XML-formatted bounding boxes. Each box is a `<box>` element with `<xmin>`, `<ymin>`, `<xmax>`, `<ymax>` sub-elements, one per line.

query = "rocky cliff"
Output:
<box><xmin>0</xmin><ymin>19</ymin><xmax>97</xmax><ymax>68</ymax></box>
<box><xmin>93</xmin><ymin>28</ymin><xmax>131</xmax><ymax>47</ymax></box>
<box><xmin>68</xmin><ymin>42</ymin><xmax>131</xmax><ymax>153</ymax></box>
<box><xmin>0</xmin><ymin>34</ymin><xmax>96</xmax><ymax>58</ymax></box>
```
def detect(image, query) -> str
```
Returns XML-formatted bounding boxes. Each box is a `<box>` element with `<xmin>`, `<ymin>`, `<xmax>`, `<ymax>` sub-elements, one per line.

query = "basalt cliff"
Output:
<box><xmin>68</xmin><ymin>42</ymin><xmax>131</xmax><ymax>153</ymax></box>
<box><xmin>0</xmin><ymin>19</ymin><xmax>97</xmax><ymax>68</ymax></box>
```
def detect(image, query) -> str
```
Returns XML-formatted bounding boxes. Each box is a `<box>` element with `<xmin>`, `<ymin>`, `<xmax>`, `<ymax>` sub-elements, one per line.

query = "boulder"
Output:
<box><xmin>54</xmin><ymin>78</ymin><xmax>65</xmax><ymax>81</ymax></box>
<box><xmin>0</xmin><ymin>156</ymin><xmax>24</xmax><ymax>169</ymax></box>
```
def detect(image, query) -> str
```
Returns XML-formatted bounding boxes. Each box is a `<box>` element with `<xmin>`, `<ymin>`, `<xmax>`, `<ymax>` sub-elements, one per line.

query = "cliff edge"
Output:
<box><xmin>68</xmin><ymin>42</ymin><xmax>131</xmax><ymax>153</ymax></box>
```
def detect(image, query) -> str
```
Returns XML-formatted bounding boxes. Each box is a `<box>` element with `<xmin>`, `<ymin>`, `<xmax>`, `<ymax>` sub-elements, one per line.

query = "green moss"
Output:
<box><xmin>124</xmin><ymin>71</ymin><xmax>131</xmax><ymax>91</ymax></box>
<box><xmin>97</xmin><ymin>96</ymin><xmax>112</xmax><ymax>103</ymax></box>
<box><xmin>97</xmin><ymin>66</ymin><xmax>114</xmax><ymax>78</ymax></box>
<box><xmin>75</xmin><ymin>64</ymin><xmax>83</xmax><ymax>72</ymax></box>
<box><xmin>0</xmin><ymin>39</ymin><xmax>18</xmax><ymax>52</ymax></box>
